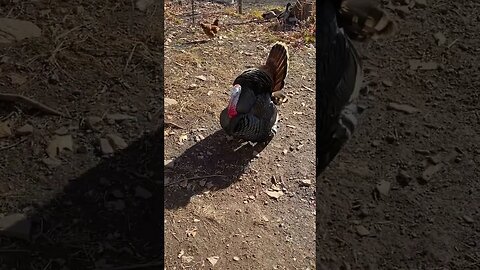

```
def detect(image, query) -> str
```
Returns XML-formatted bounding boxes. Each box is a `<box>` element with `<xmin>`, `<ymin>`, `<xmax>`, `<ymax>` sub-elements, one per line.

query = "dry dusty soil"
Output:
<box><xmin>317</xmin><ymin>0</ymin><xmax>480</xmax><ymax>269</ymax></box>
<box><xmin>164</xmin><ymin>0</ymin><xmax>316</xmax><ymax>269</ymax></box>
<box><xmin>0</xmin><ymin>0</ymin><xmax>162</xmax><ymax>269</ymax></box>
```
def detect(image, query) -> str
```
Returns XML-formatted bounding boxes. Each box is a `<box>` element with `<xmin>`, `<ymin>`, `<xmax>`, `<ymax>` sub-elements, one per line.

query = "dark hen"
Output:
<box><xmin>220</xmin><ymin>42</ymin><xmax>289</xmax><ymax>143</ymax></box>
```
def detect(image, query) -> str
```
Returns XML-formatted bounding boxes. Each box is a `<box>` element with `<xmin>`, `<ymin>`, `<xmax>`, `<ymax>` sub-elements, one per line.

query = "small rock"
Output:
<box><xmin>233</xmin><ymin>256</ymin><xmax>240</xmax><ymax>261</ymax></box>
<box><xmin>195</xmin><ymin>75</ymin><xmax>207</xmax><ymax>81</ymax></box>
<box><xmin>136</xmin><ymin>0</ymin><xmax>154</xmax><ymax>11</ymax></box>
<box><xmin>356</xmin><ymin>225</ymin><xmax>370</xmax><ymax>236</ymax></box>
<box><xmin>396</xmin><ymin>170</ymin><xmax>412</xmax><ymax>186</ymax></box>
<box><xmin>371</xmin><ymin>140</ymin><xmax>381</xmax><ymax>147</ymax></box>
<box><xmin>419</xmin><ymin>163</ymin><xmax>443</xmax><ymax>183</ymax></box>
<box><xmin>359</xmin><ymin>208</ymin><xmax>370</xmax><ymax>218</ymax></box>
<box><xmin>181</xmin><ymin>255</ymin><xmax>194</xmax><ymax>263</ymax></box>
<box><xmin>382</xmin><ymin>80</ymin><xmax>393</xmax><ymax>87</ymax></box>
<box><xmin>433</xmin><ymin>32</ymin><xmax>446</xmax><ymax>46</ymax></box>
<box><xmin>299</xmin><ymin>179</ymin><xmax>312</xmax><ymax>187</ymax></box>
<box><xmin>414</xmin><ymin>0</ymin><xmax>427</xmax><ymax>8</ymax></box>
<box><xmin>428</xmin><ymin>153</ymin><xmax>443</xmax><ymax>164</ymax></box>
<box><xmin>164</xmin><ymin>159</ymin><xmax>174</xmax><ymax>168</ymax></box>
<box><xmin>0</xmin><ymin>121</ymin><xmax>12</xmax><ymax>138</ymax></box>
<box><xmin>16</xmin><ymin>124</ymin><xmax>33</xmax><ymax>136</ymax></box>
<box><xmin>42</xmin><ymin>157</ymin><xmax>62</xmax><ymax>168</ymax></box>
<box><xmin>86</xmin><ymin>116</ymin><xmax>102</xmax><ymax>129</ymax></box>
<box><xmin>135</xmin><ymin>186</ymin><xmax>152</xmax><ymax>199</ymax></box>
<box><xmin>0</xmin><ymin>213</ymin><xmax>31</xmax><ymax>240</ymax></box>
<box><xmin>46</xmin><ymin>135</ymin><xmax>73</xmax><ymax>158</ymax></box>
<box><xmin>376</xmin><ymin>180</ymin><xmax>391</xmax><ymax>196</ymax></box>
<box><xmin>463</xmin><ymin>215</ymin><xmax>474</xmax><ymax>224</ymax></box>
<box><xmin>99</xmin><ymin>138</ymin><xmax>114</xmax><ymax>155</ymax></box>
<box><xmin>0</xmin><ymin>18</ymin><xmax>41</xmax><ymax>44</ymax></box>
<box><xmin>385</xmin><ymin>135</ymin><xmax>396</xmax><ymax>144</ymax></box>
<box><xmin>188</xmin><ymin>84</ymin><xmax>198</xmax><ymax>90</ymax></box>
<box><xmin>76</xmin><ymin>145</ymin><xmax>88</xmax><ymax>154</ymax></box>
<box><xmin>164</xmin><ymin>98</ymin><xmax>178</xmax><ymax>107</ymax></box>
<box><xmin>106</xmin><ymin>113</ymin><xmax>136</xmax><ymax>122</ymax></box>
<box><xmin>265</xmin><ymin>190</ymin><xmax>284</xmax><ymax>199</ymax></box>
<box><xmin>106</xmin><ymin>134</ymin><xmax>128</xmax><ymax>150</ymax></box>
<box><xmin>8</xmin><ymin>73</ymin><xmax>27</xmax><ymax>85</ymax></box>
<box><xmin>387</xmin><ymin>102</ymin><xmax>420</xmax><ymax>114</ymax></box>
<box><xmin>207</xmin><ymin>256</ymin><xmax>219</xmax><ymax>266</ymax></box>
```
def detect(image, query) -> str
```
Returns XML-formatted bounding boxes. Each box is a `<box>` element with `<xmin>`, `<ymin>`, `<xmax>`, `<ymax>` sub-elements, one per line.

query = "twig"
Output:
<box><xmin>164</xmin><ymin>175</ymin><xmax>226</xmax><ymax>187</ymax></box>
<box><xmin>447</xmin><ymin>38</ymin><xmax>459</xmax><ymax>49</ymax></box>
<box><xmin>0</xmin><ymin>137</ymin><xmax>28</xmax><ymax>151</ymax></box>
<box><xmin>123</xmin><ymin>43</ymin><xmax>138</xmax><ymax>73</ymax></box>
<box><xmin>0</xmin><ymin>93</ymin><xmax>65</xmax><ymax>117</ymax></box>
<box><xmin>164</xmin><ymin>121</ymin><xmax>184</xmax><ymax>129</ymax></box>
<box><xmin>183</xmin><ymin>39</ymin><xmax>210</xmax><ymax>45</ymax></box>
<box><xmin>99</xmin><ymin>262</ymin><xmax>164</xmax><ymax>270</ymax></box>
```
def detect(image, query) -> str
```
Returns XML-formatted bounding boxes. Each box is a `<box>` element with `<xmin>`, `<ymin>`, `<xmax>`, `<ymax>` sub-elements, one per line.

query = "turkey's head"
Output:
<box><xmin>227</xmin><ymin>84</ymin><xmax>241</xmax><ymax>118</ymax></box>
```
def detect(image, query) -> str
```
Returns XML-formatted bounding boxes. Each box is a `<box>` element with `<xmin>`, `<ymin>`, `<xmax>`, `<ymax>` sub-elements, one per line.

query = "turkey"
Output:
<box><xmin>220</xmin><ymin>42</ymin><xmax>289</xmax><ymax>144</ymax></box>
<box><xmin>317</xmin><ymin>0</ymin><xmax>395</xmax><ymax>176</ymax></box>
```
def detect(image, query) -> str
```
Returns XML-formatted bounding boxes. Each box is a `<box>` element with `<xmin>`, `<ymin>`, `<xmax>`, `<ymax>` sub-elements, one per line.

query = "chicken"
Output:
<box><xmin>200</xmin><ymin>18</ymin><xmax>219</xmax><ymax>38</ymax></box>
<box><xmin>276</xmin><ymin>3</ymin><xmax>293</xmax><ymax>25</ymax></box>
<box><xmin>220</xmin><ymin>42</ymin><xmax>289</xmax><ymax>143</ymax></box>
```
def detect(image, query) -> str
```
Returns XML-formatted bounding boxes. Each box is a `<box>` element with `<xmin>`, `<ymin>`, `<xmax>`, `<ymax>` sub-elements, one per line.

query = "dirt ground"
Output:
<box><xmin>317</xmin><ymin>0</ymin><xmax>480</xmax><ymax>269</ymax></box>
<box><xmin>0</xmin><ymin>0</ymin><xmax>162</xmax><ymax>269</ymax></box>
<box><xmin>164</xmin><ymin>1</ymin><xmax>316</xmax><ymax>269</ymax></box>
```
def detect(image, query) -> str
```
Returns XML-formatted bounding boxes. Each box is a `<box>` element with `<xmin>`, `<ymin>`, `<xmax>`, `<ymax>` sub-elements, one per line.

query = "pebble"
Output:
<box><xmin>420</xmin><ymin>163</ymin><xmax>443</xmax><ymax>183</ymax></box>
<box><xmin>299</xmin><ymin>179</ymin><xmax>312</xmax><ymax>187</ymax></box>
<box><xmin>42</xmin><ymin>157</ymin><xmax>62</xmax><ymax>168</ymax></box>
<box><xmin>387</xmin><ymin>102</ymin><xmax>420</xmax><ymax>114</ymax></box>
<box><xmin>463</xmin><ymin>215</ymin><xmax>474</xmax><ymax>224</ymax></box>
<box><xmin>86</xmin><ymin>116</ymin><xmax>102</xmax><ymax>129</ymax></box>
<box><xmin>111</xmin><ymin>189</ymin><xmax>124</xmax><ymax>199</ymax></box>
<box><xmin>16</xmin><ymin>124</ymin><xmax>33</xmax><ymax>136</ymax></box>
<box><xmin>396</xmin><ymin>170</ymin><xmax>412</xmax><ymax>186</ymax></box>
<box><xmin>382</xmin><ymin>80</ymin><xmax>393</xmax><ymax>87</ymax></box>
<box><xmin>376</xmin><ymin>180</ymin><xmax>391</xmax><ymax>196</ymax></box>
<box><xmin>433</xmin><ymin>32</ymin><xmax>446</xmax><ymax>46</ymax></box>
<box><xmin>414</xmin><ymin>0</ymin><xmax>427</xmax><ymax>8</ymax></box>
<box><xmin>356</xmin><ymin>225</ymin><xmax>370</xmax><ymax>236</ymax></box>
<box><xmin>106</xmin><ymin>113</ymin><xmax>136</xmax><ymax>122</ymax></box>
<box><xmin>100</xmin><ymin>138</ymin><xmax>114</xmax><ymax>155</ymax></box>
<box><xmin>106</xmin><ymin>133</ymin><xmax>128</xmax><ymax>150</ymax></box>
<box><xmin>233</xmin><ymin>256</ymin><xmax>240</xmax><ymax>261</ymax></box>
<box><xmin>164</xmin><ymin>98</ymin><xmax>178</xmax><ymax>107</ymax></box>
<box><xmin>54</xmin><ymin>126</ymin><xmax>69</xmax><ymax>135</ymax></box>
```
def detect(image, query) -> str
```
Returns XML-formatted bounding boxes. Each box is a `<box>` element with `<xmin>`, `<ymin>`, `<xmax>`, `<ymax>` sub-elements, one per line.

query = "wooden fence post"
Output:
<box><xmin>238</xmin><ymin>0</ymin><xmax>243</xmax><ymax>14</ymax></box>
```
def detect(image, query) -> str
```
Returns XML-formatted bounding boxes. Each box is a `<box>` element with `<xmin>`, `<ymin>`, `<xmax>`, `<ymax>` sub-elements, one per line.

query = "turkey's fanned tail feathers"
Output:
<box><xmin>261</xmin><ymin>42</ymin><xmax>289</xmax><ymax>93</ymax></box>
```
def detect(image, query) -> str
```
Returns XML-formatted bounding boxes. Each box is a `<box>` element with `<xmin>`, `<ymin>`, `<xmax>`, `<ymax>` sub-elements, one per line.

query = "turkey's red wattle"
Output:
<box><xmin>227</xmin><ymin>105</ymin><xmax>237</xmax><ymax>118</ymax></box>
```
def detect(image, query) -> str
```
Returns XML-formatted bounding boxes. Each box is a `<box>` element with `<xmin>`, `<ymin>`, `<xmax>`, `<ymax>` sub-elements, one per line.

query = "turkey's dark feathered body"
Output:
<box><xmin>317</xmin><ymin>0</ymin><xmax>364</xmax><ymax>176</ymax></box>
<box><xmin>220</xmin><ymin>68</ymin><xmax>278</xmax><ymax>142</ymax></box>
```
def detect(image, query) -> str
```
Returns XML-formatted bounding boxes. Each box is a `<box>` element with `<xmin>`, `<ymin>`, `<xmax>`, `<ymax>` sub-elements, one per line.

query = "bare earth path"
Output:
<box><xmin>317</xmin><ymin>1</ymin><xmax>480</xmax><ymax>269</ymax></box>
<box><xmin>164</xmin><ymin>1</ymin><xmax>316</xmax><ymax>269</ymax></box>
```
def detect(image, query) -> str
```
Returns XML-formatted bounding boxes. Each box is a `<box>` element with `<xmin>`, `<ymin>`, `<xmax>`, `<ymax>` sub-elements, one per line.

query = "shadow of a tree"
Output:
<box><xmin>2</xmin><ymin>128</ymin><xmax>164</xmax><ymax>270</ymax></box>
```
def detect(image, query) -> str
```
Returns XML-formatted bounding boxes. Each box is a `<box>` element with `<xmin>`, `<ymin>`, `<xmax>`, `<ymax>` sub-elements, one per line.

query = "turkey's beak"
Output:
<box><xmin>227</xmin><ymin>84</ymin><xmax>241</xmax><ymax>118</ymax></box>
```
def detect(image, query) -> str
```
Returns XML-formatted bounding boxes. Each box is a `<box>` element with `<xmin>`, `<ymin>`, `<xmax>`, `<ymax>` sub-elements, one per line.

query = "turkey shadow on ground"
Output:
<box><xmin>164</xmin><ymin>129</ymin><xmax>269</xmax><ymax>210</ymax></box>
<box><xmin>1</xmin><ymin>128</ymin><xmax>164</xmax><ymax>269</ymax></box>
